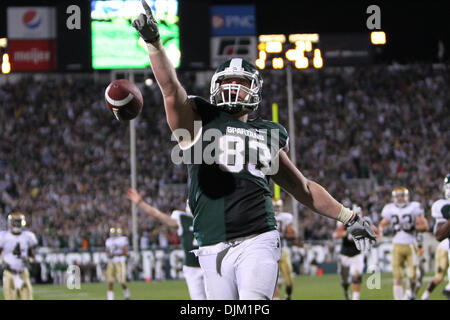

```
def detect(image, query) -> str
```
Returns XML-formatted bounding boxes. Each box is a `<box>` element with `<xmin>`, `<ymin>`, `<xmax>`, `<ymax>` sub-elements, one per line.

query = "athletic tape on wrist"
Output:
<box><xmin>337</xmin><ymin>206</ymin><xmax>354</xmax><ymax>225</ymax></box>
<box><xmin>146</xmin><ymin>40</ymin><xmax>163</xmax><ymax>53</ymax></box>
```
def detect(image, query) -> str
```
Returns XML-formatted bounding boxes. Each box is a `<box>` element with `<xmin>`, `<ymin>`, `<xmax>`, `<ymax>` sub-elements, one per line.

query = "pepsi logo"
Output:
<box><xmin>211</xmin><ymin>14</ymin><xmax>225</xmax><ymax>29</ymax></box>
<box><xmin>23</xmin><ymin>10</ymin><xmax>42</xmax><ymax>29</ymax></box>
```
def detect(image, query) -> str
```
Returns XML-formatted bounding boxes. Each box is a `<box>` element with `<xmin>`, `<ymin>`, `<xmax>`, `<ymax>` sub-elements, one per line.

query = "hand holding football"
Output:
<box><xmin>105</xmin><ymin>79</ymin><xmax>143</xmax><ymax>121</ymax></box>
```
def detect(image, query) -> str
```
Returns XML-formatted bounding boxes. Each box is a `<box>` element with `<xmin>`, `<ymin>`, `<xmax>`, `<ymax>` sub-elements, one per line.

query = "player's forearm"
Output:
<box><xmin>273</xmin><ymin>152</ymin><xmax>353</xmax><ymax>223</ymax></box>
<box><xmin>137</xmin><ymin>200</ymin><xmax>177</xmax><ymax>228</ymax></box>
<box><xmin>146</xmin><ymin>41</ymin><xmax>184</xmax><ymax>98</ymax></box>
<box><xmin>287</xmin><ymin>176</ymin><xmax>348</xmax><ymax>222</ymax></box>
<box><xmin>300</xmin><ymin>180</ymin><xmax>345</xmax><ymax>220</ymax></box>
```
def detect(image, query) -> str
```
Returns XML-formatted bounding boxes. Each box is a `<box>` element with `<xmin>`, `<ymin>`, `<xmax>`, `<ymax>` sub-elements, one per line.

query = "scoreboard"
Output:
<box><xmin>256</xmin><ymin>32</ymin><xmax>375</xmax><ymax>70</ymax></box>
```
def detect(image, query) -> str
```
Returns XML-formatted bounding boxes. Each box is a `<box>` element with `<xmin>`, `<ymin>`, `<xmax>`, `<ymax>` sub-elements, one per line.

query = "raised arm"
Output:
<box><xmin>127</xmin><ymin>188</ymin><xmax>179</xmax><ymax>229</ymax></box>
<box><xmin>132</xmin><ymin>0</ymin><xmax>199</xmax><ymax>140</ymax></box>
<box><xmin>273</xmin><ymin>151</ymin><xmax>347</xmax><ymax>221</ymax></box>
<box><xmin>272</xmin><ymin>150</ymin><xmax>376</xmax><ymax>250</ymax></box>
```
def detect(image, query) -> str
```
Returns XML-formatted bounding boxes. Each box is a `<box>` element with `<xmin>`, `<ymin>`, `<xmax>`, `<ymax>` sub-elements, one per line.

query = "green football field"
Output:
<box><xmin>0</xmin><ymin>273</ymin><xmax>448</xmax><ymax>300</ymax></box>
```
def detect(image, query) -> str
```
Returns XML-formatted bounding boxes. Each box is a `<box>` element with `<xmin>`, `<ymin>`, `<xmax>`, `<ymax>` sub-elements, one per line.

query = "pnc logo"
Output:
<box><xmin>211</xmin><ymin>14</ymin><xmax>225</xmax><ymax>29</ymax></box>
<box><xmin>23</xmin><ymin>10</ymin><xmax>42</xmax><ymax>29</ymax></box>
<box><xmin>211</xmin><ymin>14</ymin><xmax>254</xmax><ymax>30</ymax></box>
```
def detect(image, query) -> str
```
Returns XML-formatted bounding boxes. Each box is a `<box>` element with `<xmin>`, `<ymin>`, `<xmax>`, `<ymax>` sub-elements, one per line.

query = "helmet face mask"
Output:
<box><xmin>444</xmin><ymin>174</ymin><xmax>450</xmax><ymax>199</ymax></box>
<box><xmin>110</xmin><ymin>227</ymin><xmax>122</xmax><ymax>237</ymax></box>
<box><xmin>210</xmin><ymin>58</ymin><xmax>263</xmax><ymax>114</ymax></box>
<box><xmin>392</xmin><ymin>187</ymin><xmax>409</xmax><ymax>208</ymax></box>
<box><xmin>8</xmin><ymin>213</ymin><xmax>26</xmax><ymax>234</ymax></box>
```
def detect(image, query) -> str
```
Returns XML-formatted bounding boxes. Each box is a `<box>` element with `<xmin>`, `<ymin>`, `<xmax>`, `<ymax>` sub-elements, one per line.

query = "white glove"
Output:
<box><xmin>346</xmin><ymin>214</ymin><xmax>377</xmax><ymax>252</ymax></box>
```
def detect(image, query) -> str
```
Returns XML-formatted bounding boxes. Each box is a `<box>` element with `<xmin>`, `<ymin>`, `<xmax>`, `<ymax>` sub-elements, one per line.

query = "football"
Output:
<box><xmin>105</xmin><ymin>79</ymin><xmax>143</xmax><ymax>121</ymax></box>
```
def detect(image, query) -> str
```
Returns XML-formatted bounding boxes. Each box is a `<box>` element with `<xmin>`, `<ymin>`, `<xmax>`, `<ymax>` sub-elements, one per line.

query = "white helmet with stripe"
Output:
<box><xmin>210</xmin><ymin>58</ymin><xmax>263</xmax><ymax>114</ymax></box>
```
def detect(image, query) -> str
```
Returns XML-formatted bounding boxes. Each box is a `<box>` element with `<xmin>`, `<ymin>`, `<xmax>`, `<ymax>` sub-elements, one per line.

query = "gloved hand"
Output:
<box><xmin>132</xmin><ymin>0</ymin><xmax>160</xmax><ymax>44</ymax></box>
<box><xmin>346</xmin><ymin>214</ymin><xmax>377</xmax><ymax>252</ymax></box>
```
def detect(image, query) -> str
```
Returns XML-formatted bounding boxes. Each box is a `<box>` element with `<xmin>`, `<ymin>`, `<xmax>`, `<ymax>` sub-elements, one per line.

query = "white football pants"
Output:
<box><xmin>183</xmin><ymin>265</ymin><xmax>207</xmax><ymax>300</ymax></box>
<box><xmin>197</xmin><ymin>230</ymin><xmax>281</xmax><ymax>300</ymax></box>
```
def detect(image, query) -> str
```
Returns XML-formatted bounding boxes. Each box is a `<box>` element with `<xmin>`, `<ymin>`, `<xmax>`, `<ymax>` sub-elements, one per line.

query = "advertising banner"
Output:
<box><xmin>210</xmin><ymin>36</ymin><xmax>257</xmax><ymax>69</ymax></box>
<box><xmin>8</xmin><ymin>40</ymin><xmax>57</xmax><ymax>71</ymax></box>
<box><xmin>210</xmin><ymin>5</ymin><xmax>257</xmax><ymax>68</ymax></box>
<box><xmin>210</xmin><ymin>5</ymin><xmax>255</xmax><ymax>36</ymax></box>
<box><xmin>7</xmin><ymin>7</ymin><xmax>57</xmax><ymax>40</ymax></box>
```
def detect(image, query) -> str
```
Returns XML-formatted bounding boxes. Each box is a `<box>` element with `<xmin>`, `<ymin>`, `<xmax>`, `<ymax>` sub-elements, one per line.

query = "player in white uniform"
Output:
<box><xmin>105</xmin><ymin>227</ymin><xmax>130</xmax><ymax>300</ymax></box>
<box><xmin>422</xmin><ymin>174</ymin><xmax>450</xmax><ymax>299</ymax></box>
<box><xmin>333</xmin><ymin>203</ymin><xmax>377</xmax><ymax>300</ymax></box>
<box><xmin>127</xmin><ymin>188</ymin><xmax>206</xmax><ymax>299</ymax></box>
<box><xmin>272</xmin><ymin>198</ymin><xmax>296</xmax><ymax>300</ymax></box>
<box><xmin>378</xmin><ymin>187</ymin><xmax>429</xmax><ymax>300</ymax></box>
<box><xmin>0</xmin><ymin>212</ymin><xmax>38</xmax><ymax>300</ymax></box>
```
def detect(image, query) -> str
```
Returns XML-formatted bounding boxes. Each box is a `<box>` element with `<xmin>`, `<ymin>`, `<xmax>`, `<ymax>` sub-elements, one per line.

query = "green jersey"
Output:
<box><xmin>185</xmin><ymin>97</ymin><xmax>289</xmax><ymax>246</ymax></box>
<box><xmin>171</xmin><ymin>210</ymin><xmax>200</xmax><ymax>267</ymax></box>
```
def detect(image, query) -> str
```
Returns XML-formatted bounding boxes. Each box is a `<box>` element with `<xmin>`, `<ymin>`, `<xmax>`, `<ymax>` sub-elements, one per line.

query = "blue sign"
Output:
<box><xmin>210</xmin><ymin>5</ymin><xmax>255</xmax><ymax>36</ymax></box>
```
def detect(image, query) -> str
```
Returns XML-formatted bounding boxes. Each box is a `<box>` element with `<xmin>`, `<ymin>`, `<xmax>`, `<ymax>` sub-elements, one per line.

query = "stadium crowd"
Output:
<box><xmin>0</xmin><ymin>63</ymin><xmax>448</xmax><ymax>250</ymax></box>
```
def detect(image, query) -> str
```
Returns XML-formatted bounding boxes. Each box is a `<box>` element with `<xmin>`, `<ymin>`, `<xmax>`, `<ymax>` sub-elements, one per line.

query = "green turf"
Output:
<box><xmin>0</xmin><ymin>273</ymin><xmax>448</xmax><ymax>300</ymax></box>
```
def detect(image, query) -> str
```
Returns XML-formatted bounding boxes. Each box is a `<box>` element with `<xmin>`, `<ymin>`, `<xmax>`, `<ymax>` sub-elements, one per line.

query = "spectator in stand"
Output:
<box><xmin>0</xmin><ymin>64</ymin><xmax>448</xmax><ymax>246</ymax></box>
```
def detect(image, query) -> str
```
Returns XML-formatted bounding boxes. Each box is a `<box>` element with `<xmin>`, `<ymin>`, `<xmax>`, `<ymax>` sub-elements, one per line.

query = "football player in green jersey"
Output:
<box><xmin>127</xmin><ymin>188</ymin><xmax>206</xmax><ymax>300</ymax></box>
<box><xmin>131</xmin><ymin>0</ymin><xmax>376</xmax><ymax>300</ymax></box>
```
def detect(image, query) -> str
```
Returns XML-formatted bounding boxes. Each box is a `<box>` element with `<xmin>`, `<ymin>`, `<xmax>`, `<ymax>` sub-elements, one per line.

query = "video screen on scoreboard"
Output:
<box><xmin>91</xmin><ymin>0</ymin><xmax>180</xmax><ymax>69</ymax></box>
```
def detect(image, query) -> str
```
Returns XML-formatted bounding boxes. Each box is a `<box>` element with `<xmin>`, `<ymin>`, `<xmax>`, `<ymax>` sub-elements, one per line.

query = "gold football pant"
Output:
<box><xmin>106</xmin><ymin>261</ymin><xmax>127</xmax><ymax>284</ymax></box>
<box><xmin>2</xmin><ymin>269</ymin><xmax>33</xmax><ymax>300</ymax></box>
<box><xmin>434</xmin><ymin>247</ymin><xmax>449</xmax><ymax>282</ymax></box>
<box><xmin>392</xmin><ymin>243</ymin><xmax>418</xmax><ymax>281</ymax></box>
<box><xmin>278</xmin><ymin>248</ymin><xmax>293</xmax><ymax>287</ymax></box>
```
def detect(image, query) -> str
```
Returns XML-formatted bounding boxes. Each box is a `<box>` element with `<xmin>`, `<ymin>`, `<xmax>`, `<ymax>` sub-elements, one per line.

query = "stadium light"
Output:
<box><xmin>255</xmin><ymin>58</ymin><xmax>265</xmax><ymax>70</ymax></box>
<box><xmin>305</xmin><ymin>41</ymin><xmax>312</xmax><ymax>52</ymax></box>
<box><xmin>266</xmin><ymin>41</ymin><xmax>283</xmax><ymax>53</ymax></box>
<box><xmin>295</xmin><ymin>41</ymin><xmax>306</xmax><ymax>52</ymax></box>
<box><xmin>0</xmin><ymin>38</ymin><xmax>7</xmax><ymax>48</ymax></box>
<box><xmin>295</xmin><ymin>57</ymin><xmax>309</xmax><ymax>69</ymax></box>
<box><xmin>144</xmin><ymin>78</ymin><xmax>154</xmax><ymax>87</ymax></box>
<box><xmin>1</xmin><ymin>53</ymin><xmax>11</xmax><ymax>74</ymax></box>
<box><xmin>285</xmin><ymin>49</ymin><xmax>299</xmax><ymax>61</ymax></box>
<box><xmin>259</xmin><ymin>50</ymin><xmax>267</xmax><ymax>60</ymax></box>
<box><xmin>258</xmin><ymin>34</ymin><xmax>286</xmax><ymax>43</ymax></box>
<box><xmin>289</xmin><ymin>33</ymin><xmax>319</xmax><ymax>43</ymax></box>
<box><xmin>272</xmin><ymin>57</ymin><xmax>284</xmax><ymax>69</ymax></box>
<box><xmin>313</xmin><ymin>49</ymin><xmax>323</xmax><ymax>68</ymax></box>
<box><xmin>371</xmin><ymin>31</ymin><xmax>386</xmax><ymax>45</ymax></box>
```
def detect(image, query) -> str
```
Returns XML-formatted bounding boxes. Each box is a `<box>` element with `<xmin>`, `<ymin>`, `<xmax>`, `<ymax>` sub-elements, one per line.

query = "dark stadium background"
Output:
<box><xmin>0</xmin><ymin>0</ymin><xmax>448</xmax><ymax>70</ymax></box>
<box><xmin>0</xmin><ymin>0</ymin><xmax>449</xmax><ymax>303</ymax></box>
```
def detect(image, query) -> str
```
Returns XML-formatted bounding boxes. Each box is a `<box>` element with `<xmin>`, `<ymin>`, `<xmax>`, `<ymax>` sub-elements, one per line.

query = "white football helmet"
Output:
<box><xmin>8</xmin><ymin>212</ymin><xmax>26</xmax><ymax>234</ymax></box>
<box><xmin>210</xmin><ymin>58</ymin><xmax>263</xmax><ymax>114</ymax></box>
<box><xmin>109</xmin><ymin>227</ymin><xmax>122</xmax><ymax>237</ymax></box>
